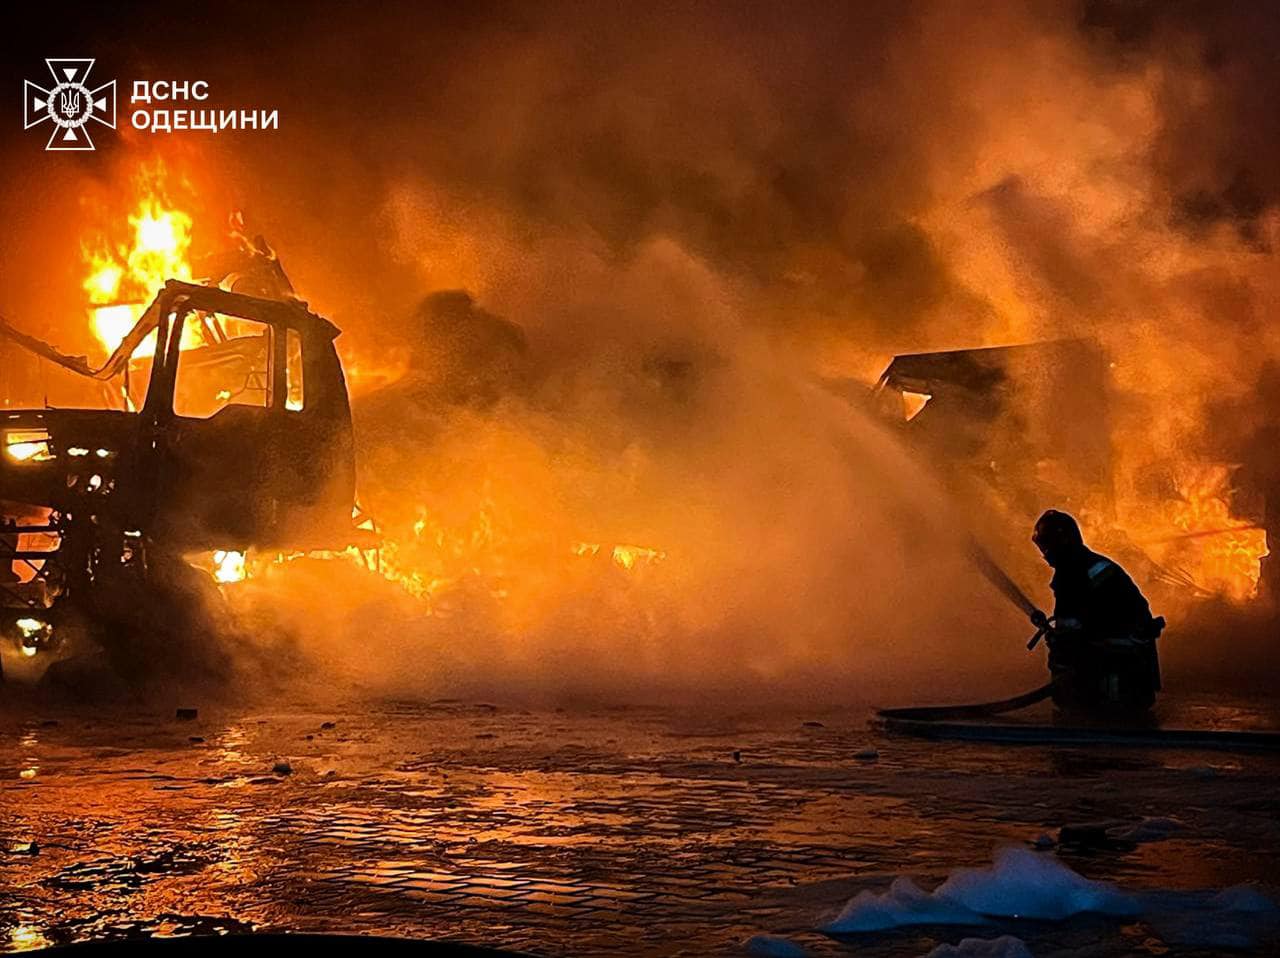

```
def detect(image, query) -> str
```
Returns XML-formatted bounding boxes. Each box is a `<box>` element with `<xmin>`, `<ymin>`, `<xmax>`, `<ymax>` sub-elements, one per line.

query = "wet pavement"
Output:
<box><xmin>1</xmin><ymin>696</ymin><xmax>1278</xmax><ymax>956</ymax></box>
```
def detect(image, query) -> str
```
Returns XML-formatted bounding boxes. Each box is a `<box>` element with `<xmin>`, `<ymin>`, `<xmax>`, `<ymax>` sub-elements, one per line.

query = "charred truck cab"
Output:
<box><xmin>0</xmin><ymin>280</ymin><xmax>355</xmax><ymax>672</ymax></box>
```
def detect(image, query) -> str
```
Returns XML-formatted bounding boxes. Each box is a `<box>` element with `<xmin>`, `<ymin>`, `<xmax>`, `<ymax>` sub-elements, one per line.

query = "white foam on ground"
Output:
<box><xmin>937</xmin><ymin>846</ymin><xmax>1139</xmax><ymax>919</ymax></box>
<box><xmin>1209</xmin><ymin>884</ymin><xmax>1277</xmax><ymax>913</ymax></box>
<box><xmin>744</xmin><ymin>933</ymin><xmax>808</xmax><ymax>957</ymax></box>
<box><xmin>826</xmin><ymin>876</ymin><xmax>991</xmax><ymax>932</ymax></box>
<box><xmin>825</xmin><ymin>849</ymin><xmax>1280</xmax><ymax>952</ymax></box>
<box><xmin>923</xmin><ymin>936</ymin><xmax>1033</xmax><ymax>958</ymax></box>
<box><xmin>826</xmin><ymin>847</ymin><xmax>1136</xmax><ymax>933</ymax></box>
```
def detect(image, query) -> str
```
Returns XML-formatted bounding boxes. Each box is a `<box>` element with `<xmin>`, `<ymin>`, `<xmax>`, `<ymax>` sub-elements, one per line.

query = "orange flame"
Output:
<box><xmin>82</xmin><ymin>168</ymin><xmax>195</xmax><ymax>359</ymax></box>
<box><xmin>1119</xmin><ymin>462</ymin><xmax>1268</xmax><ymax>602</ymax></box>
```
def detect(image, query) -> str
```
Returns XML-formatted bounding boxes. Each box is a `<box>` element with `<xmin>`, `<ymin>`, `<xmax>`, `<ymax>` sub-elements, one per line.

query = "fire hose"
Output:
<box><xmin>874</xmin><ymin>542</ymin><xmax>1061</xmax><ymax>722</ymax></box>
<box><xmin>875</xmin><ymin>680</ymin><xmax>1058</xmax><ymax>722</ymax></box>
<box><xmin>872</xmin><ymin>541</ymin><xmax>1280</xmax><ymax>750</ymax></box>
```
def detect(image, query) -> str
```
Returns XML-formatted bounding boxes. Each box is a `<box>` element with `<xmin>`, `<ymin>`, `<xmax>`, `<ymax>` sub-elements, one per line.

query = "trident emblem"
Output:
<box><xmin>24</xmin><ymin>59</ymin><xmax>116</xmax><ymax>151</ymax></box>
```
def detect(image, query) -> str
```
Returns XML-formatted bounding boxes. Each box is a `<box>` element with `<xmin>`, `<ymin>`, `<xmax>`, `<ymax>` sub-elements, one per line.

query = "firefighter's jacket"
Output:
<box><xmin>1048</xmin><ymin>548</ymin><xmax>1163</xmax><ymax>701</ymax></box>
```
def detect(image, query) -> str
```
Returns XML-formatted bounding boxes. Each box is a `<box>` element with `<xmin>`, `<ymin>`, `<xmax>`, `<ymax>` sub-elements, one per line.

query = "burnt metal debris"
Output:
<box><xmin>875</xmin><ymin>338</ymin><xmax>1112</xmax><ymax>505</ymax></box>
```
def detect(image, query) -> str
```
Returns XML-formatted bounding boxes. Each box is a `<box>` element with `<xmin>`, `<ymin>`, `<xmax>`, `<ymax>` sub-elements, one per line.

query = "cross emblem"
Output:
<box><xmin>24</xmin><ymin>59</ymin><xmax>116</xmax><ymax>151</ymax></box>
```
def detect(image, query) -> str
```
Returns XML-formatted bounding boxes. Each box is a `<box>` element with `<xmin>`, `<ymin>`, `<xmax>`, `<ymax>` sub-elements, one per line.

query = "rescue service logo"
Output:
<box><xmin>23</xmin><ymin>59</ymin><xmax>117</xmax><ymax>151</ymax></box>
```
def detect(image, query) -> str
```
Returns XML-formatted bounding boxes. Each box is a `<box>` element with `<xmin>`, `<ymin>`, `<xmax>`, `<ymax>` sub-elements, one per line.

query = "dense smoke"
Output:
<box><xmin>1</xmin><ymin>1</ymin><xmax>1278</xmax><ymax>702</ymax></box>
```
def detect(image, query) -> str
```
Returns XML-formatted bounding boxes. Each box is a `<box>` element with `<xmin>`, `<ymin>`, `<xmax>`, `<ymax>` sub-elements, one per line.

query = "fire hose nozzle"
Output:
<box><xmin>1026</xmin><ymin>608</ymin><xmax>1052</xmax><ymax>650</ymax></box>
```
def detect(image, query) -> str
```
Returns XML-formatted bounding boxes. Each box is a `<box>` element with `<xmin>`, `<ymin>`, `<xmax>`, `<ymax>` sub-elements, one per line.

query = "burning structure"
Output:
<box><xmin>0</xmin><ymin>208</ymin><xmax>357</xmax><ymax>676</ymax></box>
<box><xmin>876</xmin><ymin>338</ymin><xmax>1271</xmax><ymax>613</ymax></box>
<box><xmin>875</xmin><ymin>339</ymin><xmax>1111</xmax><ymax>513</ymax></box>
<box><xmin>0</xmin><ymin>169</ymin><xmax>686</xmax><ymax>689</ymax></box>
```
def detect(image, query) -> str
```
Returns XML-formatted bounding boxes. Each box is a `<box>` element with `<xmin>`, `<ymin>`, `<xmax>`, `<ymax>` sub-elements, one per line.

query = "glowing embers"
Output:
<box><xmin>66</xmin><ymin>446</ymin><xmax>114</xmax><ymax>459</ymax></box>
<box><xmin>4</xmin><ymin>429</ymin><xmax>54</xmax><ymax>463</ymax></box>
<box><xmin>1</xmin><ymin>504</ymin><xmax>58</xmax><ymax>594</ymax></box>
<box><xmin>9</xmin><ymin>616</ymin><xmax>55</xmax><ymax>657</ymax></box>
<box><xmin>572</xmin><ymin>542</ymin><xmax>668</xmax><ymax>570</ymax></box>
<box><xmin>185</xmin><ymin>549</ymin><xmax>251</xmax><ymax>585</ymax></box>
<box><xmin>212</xmin><ymin>550</ymin><xmax>247</xmax><ymax>584</ymax></box>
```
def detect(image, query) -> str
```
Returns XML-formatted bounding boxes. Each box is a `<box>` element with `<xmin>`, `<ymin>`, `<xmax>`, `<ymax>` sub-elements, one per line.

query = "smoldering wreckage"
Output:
<box><xmin>0</xmin><ymin>225</ymin><xmax>1275</xmax><ymax>727</ymax></box>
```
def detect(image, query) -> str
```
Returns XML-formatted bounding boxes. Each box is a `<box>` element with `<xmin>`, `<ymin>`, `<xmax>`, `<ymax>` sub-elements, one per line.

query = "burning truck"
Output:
<box><xmin>873</xmin><ymin>339</ymin><xmax>1272</xmax><ymax>612</ymax></box>
<box><xmin>0</xmin><ymin>236</ymin><xmax>358</xmax><ymax>680</ymax></box>
<box><xmin>0</xmin><ymin>155</ymin><xmax>682</xmax><ymax>685</ymax></box>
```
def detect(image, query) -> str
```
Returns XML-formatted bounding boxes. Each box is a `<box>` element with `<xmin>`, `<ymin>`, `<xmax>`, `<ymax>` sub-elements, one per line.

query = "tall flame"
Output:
<box><xmin>1163</xmin><ymin>465</ymin><xmax>1268</xmax><ymax>602</ymax></box>
<box><xmin>82</xmin><ymin>175</ymin><xmax>195</xmax><ymax>359</ymax></box>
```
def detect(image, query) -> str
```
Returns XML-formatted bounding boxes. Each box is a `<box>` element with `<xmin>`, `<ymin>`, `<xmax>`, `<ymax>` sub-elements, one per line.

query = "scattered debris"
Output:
<box><xmin>1058</xmin><ymin>821</ymin><xmax>1130</xmax><ymax>848</ymax></box>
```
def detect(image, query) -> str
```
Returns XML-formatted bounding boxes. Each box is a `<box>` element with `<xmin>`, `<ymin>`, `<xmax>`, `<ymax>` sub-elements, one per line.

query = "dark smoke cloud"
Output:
<box><xmin>1081</xmin><ymin>0</ymin><xmax>1280</xmax><ymax>246</ymax></box>
<box><xmin>4</xmin><ymin>0</ymin><xmax>1275</xmax><ymax>345</ymax></box>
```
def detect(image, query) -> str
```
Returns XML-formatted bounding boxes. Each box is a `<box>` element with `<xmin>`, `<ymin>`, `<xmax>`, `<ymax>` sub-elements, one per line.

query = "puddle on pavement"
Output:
<box><xmin>0</xmin><ymin>698</ymin><xmax>1276</xmax><ymax>956</ymax></box>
